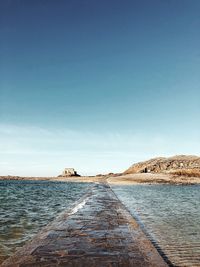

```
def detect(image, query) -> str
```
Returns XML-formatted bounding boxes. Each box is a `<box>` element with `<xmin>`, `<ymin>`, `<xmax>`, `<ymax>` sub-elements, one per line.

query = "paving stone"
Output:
<box><xmin>1</xmin><ymin>183</ymin><xmax>168</xmax><ymax>267</ymax></box>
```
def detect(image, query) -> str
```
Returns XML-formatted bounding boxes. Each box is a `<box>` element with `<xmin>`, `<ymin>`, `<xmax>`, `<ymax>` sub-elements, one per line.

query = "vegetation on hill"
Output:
<box><xmin>170</xmin><ymin>169</ymin><xmax>200</xmax><ymax>178</ymax></box>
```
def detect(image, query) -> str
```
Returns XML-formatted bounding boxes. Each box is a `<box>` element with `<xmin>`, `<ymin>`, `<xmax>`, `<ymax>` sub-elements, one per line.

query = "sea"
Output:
<box><xmin>0</xmin><ymin>181</ymin><xmax>199</xmax><ymax>266</ymax></box>
<box><xmin>112</xmin><ymin>184</ymin><xmax>200</xmax><ymax>267</ymax></box>
<box><xmin>0</xmin><ymin>180</ymin><xmax>91</xmax><ymax>264</ymax></box>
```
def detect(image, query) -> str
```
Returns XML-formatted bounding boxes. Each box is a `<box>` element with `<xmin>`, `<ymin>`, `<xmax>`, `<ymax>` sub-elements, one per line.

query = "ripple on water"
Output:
<box><xmin>112</xmin><ymin>184</ymin><xmax>200</xmax><ymax>267</ymax></box>
<box><xmin>0</xmin><ymin>180</ymin><xmax>91</xmax><ymax>264</ymax></box>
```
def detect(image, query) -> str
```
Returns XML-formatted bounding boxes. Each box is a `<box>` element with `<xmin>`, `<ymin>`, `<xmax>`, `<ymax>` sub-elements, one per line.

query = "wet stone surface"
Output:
<box><xmin>1</xmin><ymin>183</ymin><xmax>167</xmax><ymax>267</ymax></box>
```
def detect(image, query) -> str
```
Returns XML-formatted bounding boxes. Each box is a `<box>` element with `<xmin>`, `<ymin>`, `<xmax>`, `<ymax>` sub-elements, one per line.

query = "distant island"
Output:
<box><xmin>107</xmin><ymin>155</ymin><xmax>200</xmax><ymax>185</ymax></box>
<box><xmin>58</xmin><ymin>168</ymin><xmax>80</xmax><ymax>177</ymax></box>
<box><xmin>124</xmin><ymin>155</ymin><xmax>200</xmax><ymax>175</ymax></box>
<box><xmin>1</xmin><ymin>155</ymin><xmax>200</xmax><ymax>185</ymax></box>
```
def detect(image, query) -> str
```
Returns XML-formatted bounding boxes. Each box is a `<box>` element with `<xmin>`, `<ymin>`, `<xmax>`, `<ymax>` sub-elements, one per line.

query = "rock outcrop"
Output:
<box><xmin>58</xmin><ymin>168</ymin><xmax>80</xmax><ymax>177</ymax></box>
<box><xmin>124</xmin><ymin>155</ymin><xmax>200</xmax><ymax>174</ymax></box>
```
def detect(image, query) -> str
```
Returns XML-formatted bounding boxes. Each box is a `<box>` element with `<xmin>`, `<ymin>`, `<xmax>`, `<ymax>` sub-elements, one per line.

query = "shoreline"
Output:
<box><xmin>1</xmin><ymin>174</ymin><xmax>199</xmax><ymax>266</ymax></box>
<box><xmin>1</xmin><ymin>173</ymin><xmax>200</xmax><ymax>185</ymax></box>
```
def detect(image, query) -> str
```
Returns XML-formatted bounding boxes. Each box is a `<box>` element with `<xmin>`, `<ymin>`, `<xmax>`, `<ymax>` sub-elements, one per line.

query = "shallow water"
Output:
<box><xmin>112</xmin><ymin>184</ymin><xmax>200</xmax><ymax>267</ymax></box>
<box><xmin>0</xmin><ymin>180</ymin><xmax>91</xmax><ymax>263</ymax></box>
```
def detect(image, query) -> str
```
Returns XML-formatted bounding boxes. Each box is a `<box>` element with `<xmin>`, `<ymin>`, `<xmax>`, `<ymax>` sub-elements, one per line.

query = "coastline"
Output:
<box><xmin>1</xmin><ymin>173</ymin><xmax>200</xmax><ymax>185</ymax></box>
<box><xmin>1</xmin><ymin>173</ymin><xmax>199</xmax><ymax>266</ymax></box>
<box><xmin>107</xmin><ymin>173</ymin><xmax>200</xmax><ymax>185</ymax></box>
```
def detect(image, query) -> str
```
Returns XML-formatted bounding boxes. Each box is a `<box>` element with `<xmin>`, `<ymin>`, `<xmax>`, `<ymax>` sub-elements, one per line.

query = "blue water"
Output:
<box><xmin>112</xmin><ymin>184</ymin><xmax>200</xmax><ymax>267</ymax></box>
<box><xmin>0</xmin><ymin>180</ymin><xmax>91</xmax><ymax>263</ymax></box>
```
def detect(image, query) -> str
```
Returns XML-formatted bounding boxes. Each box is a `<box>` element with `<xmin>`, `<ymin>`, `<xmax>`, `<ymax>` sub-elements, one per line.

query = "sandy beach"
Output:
<box><xmin>107</xmin><ymin>173</ymin><xmax>200</xmax><ymax>185</ymax></box>
<box><xmin>1</xmin><ymin>173</ymin><xmax>200</xmax><ymax>185</ymax></box>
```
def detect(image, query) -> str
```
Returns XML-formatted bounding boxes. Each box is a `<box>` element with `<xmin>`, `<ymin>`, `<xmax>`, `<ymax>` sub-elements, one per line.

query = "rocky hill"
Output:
<box><xmin>124</xmin><ymin>155</ymin><xmax>200</xmax><ymax>174</ymax></box>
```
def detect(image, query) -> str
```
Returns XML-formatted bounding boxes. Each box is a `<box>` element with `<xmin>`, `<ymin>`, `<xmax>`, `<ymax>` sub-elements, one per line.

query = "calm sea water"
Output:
<box><xmin>112</xmin><ymin>184</ymin><xmax>200</xmax><ymax>267</ymax></box>
<box><xmin>0</xmin><ymin>180</ymin><xmax>91</xmax><ymax>264</ymax></box>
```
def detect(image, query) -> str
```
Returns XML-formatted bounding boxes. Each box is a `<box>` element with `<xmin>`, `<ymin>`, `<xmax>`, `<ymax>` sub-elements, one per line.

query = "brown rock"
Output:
<box><xmin>124</xmin><ymin>155</ymin><xmax>200</xmax><ymax>174</ymax></box>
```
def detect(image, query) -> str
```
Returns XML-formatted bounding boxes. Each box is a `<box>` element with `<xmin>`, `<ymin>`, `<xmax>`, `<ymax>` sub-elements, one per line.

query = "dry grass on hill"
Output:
<box><xmin>170</xmin><ymin>169</ymin><xmax>200</xmax><ymax>178</ymax></box>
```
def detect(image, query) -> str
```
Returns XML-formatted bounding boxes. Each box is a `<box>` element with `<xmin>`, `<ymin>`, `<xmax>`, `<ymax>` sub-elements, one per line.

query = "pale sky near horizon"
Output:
<box><xmin>0</xmin><ymin>0</ymin><xmax>200</xmax><ymax>176</ymax></box>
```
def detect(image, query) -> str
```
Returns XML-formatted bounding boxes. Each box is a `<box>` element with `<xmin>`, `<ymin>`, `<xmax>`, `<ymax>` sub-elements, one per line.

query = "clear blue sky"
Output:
<box><xmin>0</xmin><ymin>0</ymin><xmax>200</xmax><ymax>176</ymax></box>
